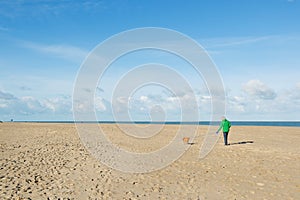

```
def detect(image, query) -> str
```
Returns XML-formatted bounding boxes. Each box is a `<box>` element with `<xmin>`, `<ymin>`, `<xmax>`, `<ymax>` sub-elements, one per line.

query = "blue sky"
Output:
<box><xmin>0</xmin><ymin>0</ymin><xmax>299</xmax><ymax>121</ymax></box>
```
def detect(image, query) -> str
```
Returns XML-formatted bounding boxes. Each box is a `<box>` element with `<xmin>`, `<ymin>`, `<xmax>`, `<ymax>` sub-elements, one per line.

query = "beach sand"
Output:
<box><xmin>0</xmin><ymin>123</ymin><xmax>299</xmax><ymax>199</ymax></box>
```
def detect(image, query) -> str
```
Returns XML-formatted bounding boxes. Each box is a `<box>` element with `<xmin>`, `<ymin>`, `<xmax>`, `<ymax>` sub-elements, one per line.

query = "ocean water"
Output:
<box><xmin>13</xmin><ymin>121</ymin><xmax>300</xmax><ymax>127</ymax></box>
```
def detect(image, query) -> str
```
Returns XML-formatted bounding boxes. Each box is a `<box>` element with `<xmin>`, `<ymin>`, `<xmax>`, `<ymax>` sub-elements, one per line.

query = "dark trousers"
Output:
<box><xmin>223</xmin><ymin>132</ymin><xmax>229</xmax><ymax>145</ymax></box>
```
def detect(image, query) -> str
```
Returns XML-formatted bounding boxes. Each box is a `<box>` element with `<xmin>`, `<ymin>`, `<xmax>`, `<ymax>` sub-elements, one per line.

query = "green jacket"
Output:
<box><xmin>217</xmin><ymin>119</ymin><xmax>231</xmax><ymax>132</ymax></box>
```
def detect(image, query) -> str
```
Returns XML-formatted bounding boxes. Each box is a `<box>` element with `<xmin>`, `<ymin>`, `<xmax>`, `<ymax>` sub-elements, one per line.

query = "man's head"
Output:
<box><xmin>221</xmin><ymin>116</ymin><xmax>226</xmax><ymax>120</ymax></box>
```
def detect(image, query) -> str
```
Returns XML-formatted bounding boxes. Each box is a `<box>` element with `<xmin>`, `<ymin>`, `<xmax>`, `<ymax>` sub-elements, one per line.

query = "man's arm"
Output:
<box><xmin>216</xmin><ymin>121</ymin><xmax>223</xmax><ymax>133</ymax></box>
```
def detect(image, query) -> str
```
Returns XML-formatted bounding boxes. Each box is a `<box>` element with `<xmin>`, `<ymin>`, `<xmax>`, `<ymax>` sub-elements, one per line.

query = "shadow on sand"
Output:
<box><xmin>229</xmin><ymin>141</ymin><xmax>254</xmax><ymax>145</ymax></box>
<box><xmin>187</xmin><ymin>142</ymin><xmax>196</xmax><ymax>145</ymax></box>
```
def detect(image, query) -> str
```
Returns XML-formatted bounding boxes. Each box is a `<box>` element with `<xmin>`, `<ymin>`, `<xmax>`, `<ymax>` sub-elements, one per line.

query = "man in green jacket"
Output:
<box><xmin>216</xmin><ymin>116</ymin><xmax>231</xmax><ymax>145</ymax></box>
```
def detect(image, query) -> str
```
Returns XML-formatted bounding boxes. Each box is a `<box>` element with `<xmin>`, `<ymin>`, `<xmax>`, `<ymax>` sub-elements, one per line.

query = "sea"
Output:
<box><xmin>12</xmin><ymin>121</ymin><xmax>300</xmax><ymax>127</ymax></box>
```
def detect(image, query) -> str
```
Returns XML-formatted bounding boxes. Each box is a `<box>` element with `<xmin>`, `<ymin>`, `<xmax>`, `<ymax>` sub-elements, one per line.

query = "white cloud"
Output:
<box><xmin>20</xmin><ymin>96</ymin><xmax>43</xmax><ymax>111</ymax></box>
<box><xmin>243</xmin><ymin>80</ymin><xmax>277</xmax><ymax>100</ymax></box>
<box><xmin>21</xmin><ymin>41</ymin><xmax>89</xmax><ymax>63</ymax></box>
<box><xmin>116</xmin><ymin>97</ymin><xmax>129</xmax><ymax>105</ymax></box>
<box><xmin>140</xmin><ymin>95</ymin><xmax>148</xmax><ymax>102</ymax></box>
<box><xmin>72</xmin><ymin>98</ymin><xmax>93</xmax><ymax>113</ymax></box>
<box><xmin>225</xmin><ymin>81</ymin><xmax>300</xmax><ymax>120</ymax></box>
<box><xmin>201</xmin><ymin>36</ymin><xmax>274</xmax><ymax>49</ymax></box>
<box><xmin>95</xmin><ymin>97</ymin><xmax>107</xmax><ymax>112</ymax></box>
<box><xmin>227</xmin><ymin>96</ymin><xmax>246</xmax><ymax>113</ymax></box>
<box><xmin>0</xmin><ymin>103</ymin><xmax>7</xmax><ymax>108</ymax></box>
<box><xmin>0</xmin><ymin>90</ymin><xmax>72</xmax><ymax>120</ymax></box>
<box><xmin>43</xmin><ymin>96</ymin><xmax>72</xmax><ymax>113</ymax></box>
<box><xmin>2</xmin><ymin>80</ymin><xmax>300</xmax><ymax>121</ymax></box>
<box><xmin>0</xmin><ymin>90</ymin><xmax>16</xmax><ymax>100</ymax></box>
<box><xmin>1</xmin><ymin>95</ymin><xmax>45</xmax><ymax>116</ymax></box>
<box><xmin>296</xmin><ymin>82</ymin><xmax>300</xmax><ymax>90</ymax></box>
<box><xmin>111</xmin><ymin>89</ymin><xmax>203</xmax><ymax>121</ymax></box>
<box><xmin>0</xmin><ymin>0</ymin><xmax>107</xmax><ymax>19</ymax></box>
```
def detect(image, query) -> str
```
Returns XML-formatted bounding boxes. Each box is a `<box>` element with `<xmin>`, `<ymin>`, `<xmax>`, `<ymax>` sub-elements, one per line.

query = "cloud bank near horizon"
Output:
<box><xmin>1</xmin><ymin>79</ymin><xmax>299</xmax><ymax>121</ymax></box>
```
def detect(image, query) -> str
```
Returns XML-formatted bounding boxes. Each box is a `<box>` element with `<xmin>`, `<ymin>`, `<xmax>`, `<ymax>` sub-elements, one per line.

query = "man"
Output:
<box><xmin>216</xmin><ymin>116</ymin><xmax>231</xmax><ymax>145</ymax></box>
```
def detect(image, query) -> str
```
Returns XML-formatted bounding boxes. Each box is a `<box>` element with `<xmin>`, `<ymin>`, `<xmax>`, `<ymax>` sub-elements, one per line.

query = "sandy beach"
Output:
<box><xmin>0</xmin><ymin>122</ymin><xmax>299</xmax><ymax>199</ymax></box>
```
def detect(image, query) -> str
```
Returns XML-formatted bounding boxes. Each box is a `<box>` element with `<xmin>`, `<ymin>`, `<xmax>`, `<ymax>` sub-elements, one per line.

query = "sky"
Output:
<box><xmin>0</xmin><ymin>0</ymin><xmax>300</xmax><ymax>121</ymax></box>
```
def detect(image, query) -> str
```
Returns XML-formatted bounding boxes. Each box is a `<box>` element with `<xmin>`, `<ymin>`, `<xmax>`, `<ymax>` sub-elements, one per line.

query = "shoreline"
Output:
<box><xmin>2</xmin><ymin>120</ymin><xmax>300</xmax><ymax>127</ymax></box>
